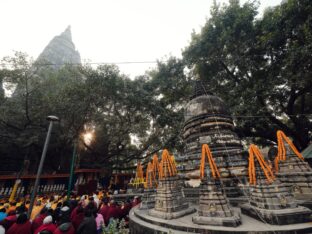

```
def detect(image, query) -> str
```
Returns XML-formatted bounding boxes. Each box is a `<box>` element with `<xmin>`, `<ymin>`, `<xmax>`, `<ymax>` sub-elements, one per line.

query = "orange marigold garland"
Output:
<box><xmin>249</xmin><ymin>144</ymin><xmax>275</xmax><ymax>185</ymax></box>
<box><xmin>199</xmin><ymin>144</ymin><xmax>220</xmax><ymax>179</ymax></box>
<box><xmin>145</xmin><ymin>162</ymin><xmax>157</xmax><ymax>189</ymax></box>
<box><xmin>275</xmin><ymin>130</ymin><xmax>304</xmax><ymax>172</ymax></box>
<box><xmin>158</xmin><ymin>149</ymin><xmax>177</xmax><ymax>179</ymax></box>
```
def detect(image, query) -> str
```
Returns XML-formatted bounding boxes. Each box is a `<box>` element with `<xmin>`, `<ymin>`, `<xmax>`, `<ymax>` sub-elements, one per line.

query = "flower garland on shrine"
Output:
<box><xmin>199</xmin><ymin>144</ymin><xmax>220</xmax><ymax>179</ymax></box>
<box><xmin>159</xmin><ymin>149</ymin><xmax>177</xmax><ymax>179</ymax></box>
<box><xmin>145</xmin><ymin>162</ymin><xmax>157</xmax><ymax>189</ymax></box>
<box><xmin>248</xmin><ymin>144</ymin><xmax>275</xmax><ymax>185</ymax></box>
<box><xmin>275</xmin><ymin>130</ymin><xmax>305</xmax><ymax>172</ymax></box>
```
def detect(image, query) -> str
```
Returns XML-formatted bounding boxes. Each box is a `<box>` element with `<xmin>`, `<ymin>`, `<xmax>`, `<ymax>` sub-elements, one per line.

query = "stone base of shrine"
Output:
<box><xmin>148</xmin><ymin>205</ymin><xmax>195</xmax><ymax>219</ymax></box>
<box><xmin>130</xmin><ymin>206</ymin><xmax>312</xmax><ymax>234</ymax></box>
<box><xmin>192</xmin><ymin>212</ymin><xmax>241</xmax><ymax>227</ymax></box>
<box><xmin>241</xmin><ymin>203</ymin><xmax>312</xmax><ymax>225</ymax></box>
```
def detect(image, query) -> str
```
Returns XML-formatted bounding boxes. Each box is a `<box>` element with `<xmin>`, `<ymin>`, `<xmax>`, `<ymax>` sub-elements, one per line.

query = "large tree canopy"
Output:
<box><xmin>183</xmin><ymin>0</ymin><xmax>312</xmax><ymax>149</ymax></box>
<box><xmin>0</xmin><ymin>53</ymin><xmax>188</xmax><ymax>173</ymax></box>
<box><xmin>0</xmin><ymin>0</ymin><xmax>311</xmax><ymax>175</ymax></box>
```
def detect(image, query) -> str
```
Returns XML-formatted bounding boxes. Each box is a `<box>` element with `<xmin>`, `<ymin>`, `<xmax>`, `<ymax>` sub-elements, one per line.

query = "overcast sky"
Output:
<box><xmin>1</xmin><ymin>0</ymin><xmax>281</xmax><ymax>78</ymax></box>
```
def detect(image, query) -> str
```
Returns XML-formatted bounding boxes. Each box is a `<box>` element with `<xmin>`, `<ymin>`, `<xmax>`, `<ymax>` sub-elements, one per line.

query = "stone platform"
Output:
<box><xmin>129</xmin><ymin>206</ymin><xmax>312</xmax><ymax>234</ymax></box>
<box><xmin>112</xmin><ymin>193</ymin><xmax>143</xmax><ymax>203</ymax></box>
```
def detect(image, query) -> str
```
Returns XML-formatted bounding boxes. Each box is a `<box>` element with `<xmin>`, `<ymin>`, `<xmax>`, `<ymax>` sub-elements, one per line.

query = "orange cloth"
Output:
<box><xmin>30</xmin><ymin>205</ymin><xmax>43</xmax><ymax>221</ymax></box>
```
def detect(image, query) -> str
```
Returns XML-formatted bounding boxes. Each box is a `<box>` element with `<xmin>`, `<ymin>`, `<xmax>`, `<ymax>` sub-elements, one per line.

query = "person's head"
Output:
<box><xmin>57</xmin><ymin>202</ymin><xmax>62</xmax><ymax>208</ymax></box>
<box><xmin>102</xmin><ymin>197</ymin><xmax>109</xmax><ymax>205</ymax></box>
<box><xmin>38</xmin><ymin>230</ymin><xmax>53</xmax><ymax>234</ymax></box>
<box><xmin>86</xmin><ymin>202</ymin><xmax>96</xmax><ymax>212</ymax></box>
<box><xmin>49</xmin><ymin>196</ymin><xmax>55</xmax><ymax>202</ymax></box>
<box><xmin>16</xmin><ymin>213</ymin><xmax>28</xmax><ymax>224</ymax></box>
<box><xmin>16</xmin><ymin>205</ymin><xmax>26</xmax><ymax>215</ymax></box>
<box><xmin>43</xmin><ymin>215</ymin><xmax>53</xmax><ymax>224</ymax></box>
<box><xmin>77</xmin><ymin>206</ymin><xmax>84</xmax><ymax>214</ymax></box>
<box><xmin>40</xmin><ymin>207</ymin><xmax>48</xmax><ymax>215</ymax></box>
<box><xmin>62</xmin><ymin>200</ymin><xmax>70</xmax><ymax>208</ymax></box>
<box><xmin>10</xmin><ymin>201</ymin><xmax>16</xmax><ymax>206</ymax></box>
<box><xmin>84</xmin><ymin>208</ymin><xmax>93</xmax><ymax>218</ymax></box>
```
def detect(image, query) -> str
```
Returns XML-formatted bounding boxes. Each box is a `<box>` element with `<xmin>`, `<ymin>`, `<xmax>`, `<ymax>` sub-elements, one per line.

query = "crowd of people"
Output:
<box><xmin>0</xmin><ymin>191</ymin><xmax>141</xmax><ymax>234</ymax></box>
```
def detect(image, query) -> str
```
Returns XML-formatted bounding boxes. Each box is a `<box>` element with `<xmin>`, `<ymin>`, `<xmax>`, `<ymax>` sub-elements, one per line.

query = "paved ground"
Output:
<box><xmin>130</xmin><ymin>206</ymin><xmax>312</xmax><ymax>233</ymax></box>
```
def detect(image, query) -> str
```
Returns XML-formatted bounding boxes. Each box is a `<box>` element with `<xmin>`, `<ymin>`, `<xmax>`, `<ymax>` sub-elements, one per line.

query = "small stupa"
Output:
<box><xmin>192</xmin><ymin>144</ymin><xmax>241</xmax><ymax>226</ymax></box>
<box><xmin>241</xmin><ymin>144</ymin><xmax>312</xmax><ymax>225</ymax></box>
<box><xmin>274</xmin><ymin>130</ymin><xmax>312</xmax><ymax>200</ymax></box>
<box><xmin>149</xmin><ymin>149</ymin><xmax>195</xmax><ymax>219</ymax></box>
<box><xmin>140</xmin><ymin>161</ymin><xmax>158</xmax><ymax>209</ymax></box>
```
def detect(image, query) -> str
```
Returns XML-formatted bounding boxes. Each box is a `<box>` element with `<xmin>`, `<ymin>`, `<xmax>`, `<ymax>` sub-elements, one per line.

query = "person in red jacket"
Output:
<box><xmin>32</xmin><ymin>207</ymin><xmax>48</xmax><ymax>233</ymax></box>
<box><xmin>71</xmin><ymin>206</ymin><xmax>84</xmax><ymax>230</ymax></box>
<box><xmin>106</xmin><ymin>200</ymin><xmax>121</xmax><ymax>224</ymax></box>
<box><xmin>98</xmin><ymin>198</ymin><xmax>109</xmax><ymax>225</ymax></box>
<box><xmin>7</xmin><ymin>213</ymin><xmax>31</xmax><ymax>234</ymax></box>
<box><xmin>34</xmin><ymin>215</ymin><xmax>56</xmax><ymax>234</ymax></box>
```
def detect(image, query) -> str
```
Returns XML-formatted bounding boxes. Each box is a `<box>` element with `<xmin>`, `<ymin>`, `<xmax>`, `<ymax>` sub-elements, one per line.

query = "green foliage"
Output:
<box><xmin>0</xmin><ymin>53</ymin><xmax>187</xmax><ymax>173</ymax></box>
<box><xmin>183</xmin><ymin>0</ymin><xmax>312</xmax><ymax>149</ymax></box>
<box><xmin>0</xmin><ymin>0</ymin><xmax>311</xmax><ymax>175</ymax></box>
<box><xmin>102</xmin><ymin>219</ymin><xmax>128</xmax><ymax>234</ymax></box>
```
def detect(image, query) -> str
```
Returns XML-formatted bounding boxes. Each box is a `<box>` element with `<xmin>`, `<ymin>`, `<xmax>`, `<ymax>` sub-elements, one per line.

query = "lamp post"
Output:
<box><xmin>27</xmin><ymin>115</ymin><xmax>59</xmax><ymax>218</ymax></box>
<box><xmin>67</xmin><ymin>140</ymin><xmax>77</xmax><ymax>199</ymax></box>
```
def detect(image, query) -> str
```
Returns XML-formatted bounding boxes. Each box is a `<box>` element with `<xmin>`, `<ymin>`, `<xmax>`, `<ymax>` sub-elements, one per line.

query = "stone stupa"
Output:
<box><xmin>274</xmin><ymin>130</ymin><xmax>312</xmax><ymax>200</ymax></box>
<box><xmin>192</xmin><ymin>144</ymin><xmax>241</xmax><ymax>226</ymax></box>
<box><xmin>177</xmin><ymin>81</ymin><xmax>247</xmax><ymax>199</ymax></box>
<box><xmin>149</xmin><ymin>149</ymin><xmax>195</xmax><ymax>219</ymax></box>
<box><xmin>241</xmin><ymin>144</ymin><xmax>312</xmax><ymax>225</ymax></box>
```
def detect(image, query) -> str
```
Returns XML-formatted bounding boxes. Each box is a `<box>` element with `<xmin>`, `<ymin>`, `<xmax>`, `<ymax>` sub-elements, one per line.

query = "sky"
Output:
<box><xmin>0</xmin><ymin>0</ymin><xmax>281</xmax><ymax>78</ymax></box>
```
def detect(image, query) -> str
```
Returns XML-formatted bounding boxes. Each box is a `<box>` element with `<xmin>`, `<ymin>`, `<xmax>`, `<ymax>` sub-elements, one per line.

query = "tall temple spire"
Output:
<box><xmin>36</xmin><ymin>26</ymin><xmax>81</xmax><ymax>69</ymax></box>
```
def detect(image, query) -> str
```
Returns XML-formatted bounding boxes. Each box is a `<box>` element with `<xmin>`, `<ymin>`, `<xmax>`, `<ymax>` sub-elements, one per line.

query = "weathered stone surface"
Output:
<box><xmin>192</xmin><ymin>178</ymin><xmax>241</xmax><ymax>227</ymax></box>
<box><xmin>140</xmin><ymin>188</ymin><xmax>156</xmax><ymax>210</ymax></box>
<box><xmin>242</xmin><ymin>156</ymin><xmax>312</xmax><ymax>225</ymax></box>
<box><xmin>36</xmin><ymin>26</ymin><xmax>81</xmax><ymax>69</ymax></box>
<box><xmin>276</xmin><ymin>146</ymin><xmax>312</xmax><ymax>200</ymax></box>
<box><xmin>149</xmin><ymin>176</ymin><xmax>195</xmax><ymax>219</ymax></box>
<box><xmin>130</xmin><ymin>206</ymin><xmax>312</xmax><ymax>233</ymax></box>
<box><xmin>176</xmin><ymin>82</ymin><xmax>247</xmax><ymax>199</ymax></box>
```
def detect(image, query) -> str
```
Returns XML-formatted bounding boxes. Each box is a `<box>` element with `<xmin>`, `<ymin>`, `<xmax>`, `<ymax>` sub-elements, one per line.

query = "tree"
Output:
<box><xmin>183</xmin><ymin>0</ymin><xmax>312</xmax><ymax>149</ymax></box>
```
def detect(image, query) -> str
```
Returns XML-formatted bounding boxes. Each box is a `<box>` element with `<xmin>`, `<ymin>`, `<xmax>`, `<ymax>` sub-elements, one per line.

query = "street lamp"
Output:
<box><xmin>27</xmin><ymin>115</ymin><xmax>59</xmax><ymax>218</ymax></box>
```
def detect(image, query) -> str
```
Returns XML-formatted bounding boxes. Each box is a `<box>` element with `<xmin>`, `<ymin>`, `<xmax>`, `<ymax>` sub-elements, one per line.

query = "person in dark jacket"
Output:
<box><xmin>53</xmin><ymin>222</ymin><xmax>75</xmax><ymax>234</ymax></box>
<box><xmin>76</xmin><ymin>207</ymin><xmax>97</xmax><ymax>234</ymax></box>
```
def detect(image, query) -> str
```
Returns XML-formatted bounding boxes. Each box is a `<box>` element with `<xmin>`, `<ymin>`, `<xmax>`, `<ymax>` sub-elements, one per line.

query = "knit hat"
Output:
<box><xmin>61</xmin><ymin>206</ymin><xmax>69</xmax><ymax>212</ymax></box>
<box><xmin>43</xmin><ymin>215</ymin><xmax>53</xmax><ymax>224</ymax></box>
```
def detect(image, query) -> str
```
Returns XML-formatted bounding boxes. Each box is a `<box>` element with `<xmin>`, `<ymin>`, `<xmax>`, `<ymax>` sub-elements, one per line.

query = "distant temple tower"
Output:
<box><xmin>36</xmin><ymin>26</ymin><xmax>81</xmax><ymax>69</ymax></box>
<box><xmin>177</xmin><ymin>81</ymin><xmax>247</xmax><ymax>198</ymax></box>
